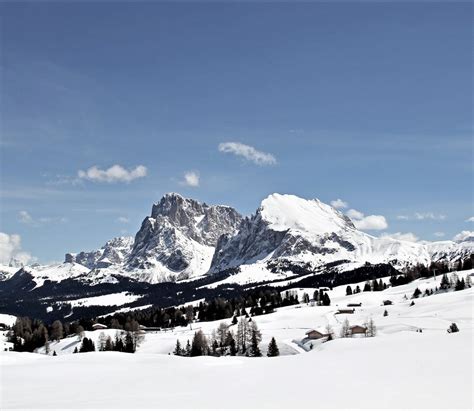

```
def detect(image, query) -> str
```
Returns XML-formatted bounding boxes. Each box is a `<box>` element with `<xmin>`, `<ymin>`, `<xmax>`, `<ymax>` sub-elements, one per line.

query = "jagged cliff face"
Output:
<box><xmin>125</xmin><ymin>193</ymin><xmax>242</xmax><ymax>281</ymax></box>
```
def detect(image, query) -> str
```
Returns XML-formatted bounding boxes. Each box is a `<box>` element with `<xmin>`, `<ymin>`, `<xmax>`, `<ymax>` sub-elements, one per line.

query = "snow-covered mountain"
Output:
<box><xmin>65</xmin><ymin>236</ymin><xmax>134</xmax><ymax>269</ymax></box>
<box><xmin>125</xmin><ymin>193</ymin><xmax>242</xmax><ymax>282</ymax></box>
<box><xmin>1</xmin><ymin>193</ymin><xmax>472</xmax><ymax>292</ymax></box>
<box><xmin>209</xmin><ymin>194</ymin><xmax>473</xmax><ymax>277</ymax></box>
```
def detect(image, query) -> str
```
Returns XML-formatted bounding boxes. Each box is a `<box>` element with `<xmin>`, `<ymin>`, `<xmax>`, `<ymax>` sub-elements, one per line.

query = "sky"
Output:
<box><xmin>0</xmin><ymin>1</ymin><xmax>472</xmax><ymax>264</ymax></box>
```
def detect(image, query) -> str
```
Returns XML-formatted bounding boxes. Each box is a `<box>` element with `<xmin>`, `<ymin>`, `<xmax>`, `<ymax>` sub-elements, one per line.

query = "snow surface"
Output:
<box><xmin>63</xmin><ymin>292</ymin><xmax>143</xmax><ymax>308</ymax></box>
<box><xmin>1</xmin><ymin>272</ymin><xmax>472</xmax><ymax>409</ymax></box>
<box><xmin>260</xmin><ymin>193</ymin><xmax>352</xmax><ymax>234</ymax></box>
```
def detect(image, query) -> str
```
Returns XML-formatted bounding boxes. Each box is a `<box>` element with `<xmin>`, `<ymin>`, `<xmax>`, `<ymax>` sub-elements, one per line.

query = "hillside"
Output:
<box><xmin>1</xmin><ymin>271</ymin><xmax>472</xmax><ymax>409</ymax></box>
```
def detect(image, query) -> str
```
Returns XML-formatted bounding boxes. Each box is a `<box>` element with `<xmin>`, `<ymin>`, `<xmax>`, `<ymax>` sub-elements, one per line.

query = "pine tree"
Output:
<box><xmin>73</xmin><ymin>346</ymin><xmax>78</xmax><ymax>354</ymax></box>
<box><xmin>185</xmin><ymin>340</ymin><xmax>191</xmax><ymax>356</ymax></box>
<box><xmin>447</xmin><ymin>323</ymin><xmax>459</xmax><ymax>333</ymax></box>
<box><xmin>191</xmin><ymin>330</ymin><xmax>208</xmax><ymax>357</ymax></box>
<box><xmin>52</xmin><ymin>351</ymin><xmax>57</xmax><ymax>356</ymax></box>
<box><xmin>383</xmin><ymin>309</ymin><xmax>388</xmax><ymax>317</ymax></box>
<box><xmin>104</xmin><ymin>336</ymin><xmax>113</xmax><ymax>351</ymax></box>
<box><xmin>211</xmin><ymin>340</ymin><xmax>219</xmax><ymax>356</ymax></box>
<box><xmin>124</xmin><ymin>332</ymin><xmax>136</xmax><ymax>353</ymax></box>
<box><xmin>440</xmin><ymin>273</ymin><xmax>450</xmax><ymax>290</ymax></box>
<box><xmin>346</xmin><ymin>285</ymin><xmax>352</xmax><ymax>296</ymax></box>
<box><xmin>322</xmin><ymin>293</ymin><xmax>331</xmax><ymax>306</ymax></box>
<box><xmin>412</xmin><ymin>288</ymin><xmax>422</xmax><ymax>298</ymax></box>
<box><xmin>229</xmin><ymin>337</ymin><xmax>237</xmax><ymax>356</ymax></box>
<box><xmin>173</xmin><ymin>339</ymin><xmax>182</xmax><ymax>356</ymax></box>
<box><xmin>363</xmin><ymin>282</ymin><xmax>371</xmax><ymax>292</ymax></box>
<box><xmin>250</xmin><ymin>329</ymin><xmax>262</xmax><ymax>357</ymax></box>
<box><xmin>267</xmin><ymin>337</ymin><xmax>279</xmax><ymax>357</ymax></box>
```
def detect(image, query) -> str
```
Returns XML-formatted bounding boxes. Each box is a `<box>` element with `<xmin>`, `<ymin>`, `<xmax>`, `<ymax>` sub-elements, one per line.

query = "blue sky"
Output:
<box><xmin>1</xmin><ymin>1</ymin><xmax>472</xmax><ymax>263</ymax></box>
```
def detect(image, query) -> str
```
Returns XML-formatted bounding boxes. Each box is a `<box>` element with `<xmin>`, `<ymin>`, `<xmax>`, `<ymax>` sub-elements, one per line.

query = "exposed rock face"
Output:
<box><xmin>126</xmin><ymin>193</ymin><xmax>242</xmax><ymax>280</ymax></box>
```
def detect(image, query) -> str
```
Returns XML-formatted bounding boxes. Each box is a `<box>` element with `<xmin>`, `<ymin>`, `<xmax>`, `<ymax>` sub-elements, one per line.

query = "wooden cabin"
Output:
<box><xmin>347</xmin><ymin>303</ymin><xmax>362</xmax><ymax>307</ymax></box>
<box><xmin>383</xmin><ymin>300</ymin><xmax>393</xmax><ymax>306</ymax></box>
<box><xmin>306</xmin><ymin>330</ymin><xmax>329</xmax><ymax>340</ymax></box>
<box><xmin>350</xmin><ymin>325</ymin><xmax>367</xmax><ymax>336</ymax></box>
<box><xmin>337</xmin><ymin>308</ymin><xmax>355</xmax><ymax>314</ymax></box>
<box><xmin>305</xmin><ymin>330</ymin><xmax>329</xmax><ymax>340</ymax></box>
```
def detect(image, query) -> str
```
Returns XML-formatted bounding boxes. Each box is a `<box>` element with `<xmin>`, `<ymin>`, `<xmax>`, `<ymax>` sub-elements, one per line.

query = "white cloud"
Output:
<box><xmin>353</xmin><ymin>215</ymin><xmax>388</xmax><ymax>231</ymax></box>
<box><xmin>181</xmin><ymin>171</ymin><xmax>200</xmax><ymax>187</ymax></box>
<box><xmin>347</xmin><ymin>209</ymin><xmax>364</xmax><ymax>220</ymax></box>
<box><xmin>466</xmin><ymin>217</ymin><xmax>474</xmax><ymax>222</ymax></box>
<box><xmin>381</xmin><ymin>232</ymin><xmax>419</xmax><ymax>243</ymax></box>
<box><xmin>414</xmin><ymin>212</ymin><xmax>446</xmax><ymax>221</ymax></box>
<box><xmin>434</xmin><ymin>232</ymin><xmax>445</xmax><ymax>238</ymax></box>
<box><xmin>346</xmin><ymin>208</ymin><xmax>388</xmax><ymax>231</ymax></box>
<box><xmin>453</xmin><ymin>230</ymin><xmax>474</xmax><ymax>242</ymax></box>
<box><xmin>0</xmin><ymin>232</ymin><xmax>35</xmax><ymax>265</ymax></box>
<box><xmin>78</xmin><ymin>164</ymin><xmax>147</xmax><ymax>183</ymax></box>
<box><xmin>218</xmin><ymin>142</ymin><xmax>276</xmax><ymax>166</ymax></box>
<box><xmin>18</xmin><ymin>211</ymin><xmax>33</xmax><ymax>224</ymax></box>
<box><xmin>330</xmin><ymin>199</ymin><xmax>348</xmax><ymax>209</ymax></box>
<box><xmin>117</xmin><ymin>217</ymin><xmax>130</xmax><ymax>223</ymax></box>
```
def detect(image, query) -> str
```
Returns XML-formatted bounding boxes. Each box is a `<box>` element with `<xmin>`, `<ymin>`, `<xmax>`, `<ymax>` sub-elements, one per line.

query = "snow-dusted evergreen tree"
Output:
<box><xmin>185</xmin><ymin>340</ymin><xmax>191</xmax><ymax>356</ymax></box>
<box><xmin>365</xmin><ymin>318</ymin><xmax>376</xmax><ymax>337</ymax></box>
<box><xmin>267</xmin><ymin>337</ymin><xmax>279</xmax><ymax>357</ymax></box>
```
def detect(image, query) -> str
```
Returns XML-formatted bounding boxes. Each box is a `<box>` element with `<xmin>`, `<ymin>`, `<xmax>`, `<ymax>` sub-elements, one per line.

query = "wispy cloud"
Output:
<box><xmin>218</xmin><ymin>142</ymin><xmax>277</xmax><ymax>166</ymax></box>
<box><xmin>466</xmin><ymin>217</ymin><xmax>474</xmax><ymax>222</ymax></box>
<box><xmin>434</xmin><ymin>232</ymin><xmax>445</xmax><ymax>238</ymax></box>
<box><xmin>117</xmin><ymin>216</ymin><xmax>130</xmax><ymax>223</ymax></box>
<box><xmin>330</xmin><ymin>199</ymin><xmax>348</xmax><ymax>209</ymax></box>
<box><xmin>180</xmin><ymin>171</ymin><xmax>200</xmax><ymax>187</ymax></box>
<box><xmin>0</xmin><ymin>232</ymin><xmax>35</xmax><ymax>265</ymax></box>
<box><xmin>78</xmin><ymin>165</ymin><xmax>147</xmax><ymax>183</ymax></box>
<box><xmin>396</xmin><ymin>212</ymin><xmax>446</xmax><ymax>221</ymax></box>
<box><xmin>18</xmin><ymin>210</ymin><xmax>33</xmax><ymax>224</ymax></box>
<box><xmin>18</xmin><ymin>211</ymin><xmax>67</xmax><ymax>226</ymax></box>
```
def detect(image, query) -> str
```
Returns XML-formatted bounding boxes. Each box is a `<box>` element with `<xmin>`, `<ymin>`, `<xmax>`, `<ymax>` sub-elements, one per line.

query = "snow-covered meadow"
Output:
<box><xmin>0</xmin><ymin>272</ymin><xmax>472</xmax><ymax>409</ymax></box>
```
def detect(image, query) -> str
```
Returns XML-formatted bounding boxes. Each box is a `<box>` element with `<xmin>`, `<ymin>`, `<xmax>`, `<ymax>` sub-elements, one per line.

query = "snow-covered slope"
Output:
<box><xmin>2</xmin><ymin>272</ymin><xmax>472</xmax><ymax>409</ymax></box>
<box><xmin>209</xmin><ymin>193</ymin><xmax>473</xmax><ymax>277</ymax></box>
<box><xmin>65</xmin><ymin>236</ymin><xmax>134</xmax><ymax>269</ymax></box>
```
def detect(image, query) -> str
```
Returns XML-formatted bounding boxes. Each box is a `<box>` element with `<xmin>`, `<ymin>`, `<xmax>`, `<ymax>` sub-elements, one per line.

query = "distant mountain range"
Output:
<box><xmin>1</xmin><ymin>193</ymin><xmax>472</xmax><ymax>319</ymax></box>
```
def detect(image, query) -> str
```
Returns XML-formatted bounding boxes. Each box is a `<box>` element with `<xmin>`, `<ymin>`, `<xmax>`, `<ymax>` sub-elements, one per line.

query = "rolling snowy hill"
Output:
<box><xmin>1</xmin><ymin>271</ymin><xmax>472</xmax><ymax>409</ymax></box>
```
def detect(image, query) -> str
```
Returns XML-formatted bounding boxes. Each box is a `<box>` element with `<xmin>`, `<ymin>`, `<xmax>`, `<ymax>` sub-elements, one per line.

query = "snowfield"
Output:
<box><xmin>0</xmin><ymin>272</ymin><xmax>472</xmax><ymax>409</ymax></box>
